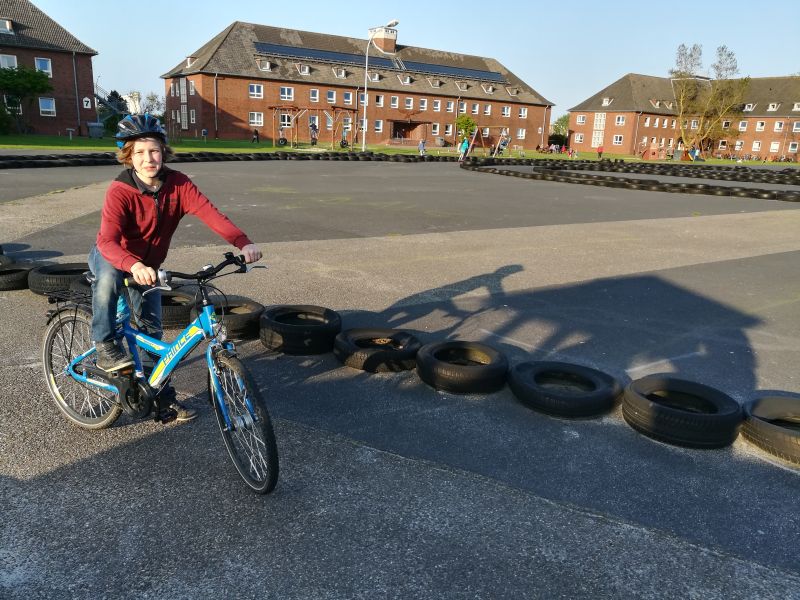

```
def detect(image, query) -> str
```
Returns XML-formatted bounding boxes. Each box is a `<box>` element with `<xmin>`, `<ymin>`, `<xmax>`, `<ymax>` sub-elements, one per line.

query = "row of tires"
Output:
<box><xmin>0</xmin><ymin>150</ymin><xmax>460</xmax><ymax>169</ymax></box>
<box><xmin>466</xmin><ymin>163</ymin><xmax>800</xmax><ymax>202</ymax></box>
<box><xmin>3</xmin><ymin>256</ymin><xmax>798</xmax><ymax>467</ymax></box>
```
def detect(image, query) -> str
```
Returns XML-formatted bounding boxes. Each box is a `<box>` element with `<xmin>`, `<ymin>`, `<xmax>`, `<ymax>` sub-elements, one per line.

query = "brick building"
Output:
<box><xmin>568</xmin><ymin>73</ymin><xmax>800</xmax><ymax>160</ymax></box>
<box><xmin>0</xmin><ymin>0</ymin><xmax>97</xmax><ymax>136</ymax></box>
<box><xmin>161</xmin><ymin>21</ymin><xmax>552</xmax><ymax>149</ymax></box>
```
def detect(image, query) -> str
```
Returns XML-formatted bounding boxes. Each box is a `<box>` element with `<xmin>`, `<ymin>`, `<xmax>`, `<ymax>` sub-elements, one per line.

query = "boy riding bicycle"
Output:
<box><xmin>90</xmin><ymin>114</ymin><xmax>262</xmax><ymax>420</ymax></box>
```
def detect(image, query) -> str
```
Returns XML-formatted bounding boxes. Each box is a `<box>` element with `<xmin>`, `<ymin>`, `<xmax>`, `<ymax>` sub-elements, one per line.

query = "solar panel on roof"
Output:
<box><xmin>254</xmin><ymin>42</ymin><xmax>507</xmax><ymax>83</ymax></box>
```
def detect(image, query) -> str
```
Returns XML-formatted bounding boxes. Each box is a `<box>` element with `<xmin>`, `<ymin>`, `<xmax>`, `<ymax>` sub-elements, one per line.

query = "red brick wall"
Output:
<box><xmin>164</xmin><ymin>74</ymin><xmax>550</xmax><ymax>149</ymax></box>
<box><xmin>0</xmin><ymin>46</ymin><xmax>95</xmax><ymax>136</ymax></box>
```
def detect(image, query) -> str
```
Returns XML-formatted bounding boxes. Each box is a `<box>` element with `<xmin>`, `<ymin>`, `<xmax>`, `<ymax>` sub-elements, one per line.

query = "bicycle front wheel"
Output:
<box><xmin>42</xmin><ymin>308</ymin><xmax>121</xmax><ymax>429</ymax></box>
<box><xmin>210</xmin><ymin>354</ymin><xmax>279</xmax><ymax>493</ymax></box>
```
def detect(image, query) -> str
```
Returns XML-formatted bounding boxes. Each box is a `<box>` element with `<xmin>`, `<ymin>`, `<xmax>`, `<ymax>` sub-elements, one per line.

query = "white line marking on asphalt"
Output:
<box><xmin>625</xmin><ymin>352</ymin><xmax>704</xmax><ymax>375</ymax></box>
<box><xmin>478</xmin><ymin>329</ymin><xmax>535</xmax><ymax>349</ymax></box>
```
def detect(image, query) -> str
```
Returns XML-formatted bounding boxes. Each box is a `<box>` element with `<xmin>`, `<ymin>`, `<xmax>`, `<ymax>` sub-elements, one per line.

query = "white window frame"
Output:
<box><xmin>519</xmin><ymin>107</ymin><xmax>527</xmax><ymax>118</ymax></box>
<box><xmin>188</xmin><ymin>80</ymin><xmax>195</xmax><ymax>95</ymax></box>
<box><xmin>38</xmin><ymin>97</ymin><xmax>56</xmax><ymax>117</ymax></box>
<box><xmin>755</xmin><ymin>121</ymin><xmax>765</xmax><ymax>132</ymax></box>
<box><xmin>375</xmin><ymin>94</ymin><xmax>384</xmax><ymax>107</ymax></box>
<box><xmin>516</xmin><ymin>128</ymin><xmax>526</xmax><ymax>140</ymax></box>
<box><xmin>734</xmin><ymin>140</ymin><xmax>744</xmax><ymax>151</ymax></box>
<box><xmin>471</xmin><ymin>102</ymin><xmax>479</xmax><ymax>115</ymax></box>
<box><xmin>0</xmin><ymin>19</ymin><xmax>13</xmax><ymax>34</ymax></box>
<box><xmin>769</xmin><ymin>141</ymin><xmax>780</xmax><ymax>153</ymax></box>
<box><xmin>398</xmin><ymin>74</ymin><xmax>412</xmax><ymax>86</ymax></box>
<box><xmin>722</xmin><ymin>120</ymin><xmax>731</xmax><ymax>129</ymax></box>
<box><xmin>431</xmin><ymin>123</ymin><xmax>439</xmax><ymax>135</ymax></box>
<box><xmin>484</xmin><ymin>104</ymin><xmax>492</xmax><ymax>116</ymax></box>
<box><xmin>615</xmin><ymin>115</ymin><xmax>625</xmax><ymax>126</ymax></box>
<box><xmin>249</xmin><ymin>84</ymin><xmax>263</xmax><ymax>99</ymax></box>
<box><xmin>788</xmin><ymin>141</ymin><xmax>798</xmax><ymax>153</ymax></box>
<box><xmin>0</xmin><ymin>54</ymin><xmax>17</xmax><ymax>69</ymax></box>
<box><xmin>612</xmin><ymin>134</ymin><xmax>623</xmax><ymax>145</ymax></box>
<box><xmin>180</xmin><ymin>105</ymin><xmax>188</xmax><ymax>130</ymax></box>
<box><xmin>446</xmin><ymin>100</ymin><xmax>454</xmax><ymax>113</ymax></box>
<box><xmin>310</xmin><ymin>88</ymin><xmax>319</xmax><ymax>103</ymax></box>
<box><xmin>793</xmin><ymin>121</ymin><xmax>800</xmax><ymax>132</ymax></box>
<box><xmin>576</xmin><ymin>114</ymin><xmax>586</xmax><ymax>125</ymax></box>
<box><xmin>433</xmin><ymin>99</ymin><xmax>441</xmax><ymax>112</ymax></box>
<box><xmin>458</xmin><ymin>101</ymin><xmax>466</xmax><ymax>114</ymax></box>
<box><xmin>327</xmin><ymin>90</ymin><xmax>336</xmax><ymax>104</ymax></box>
<box><xmin>280</xmin><ymin>86</ymin><xmax>294</xmax><ymax>101</ymax></box>
<box><xmin>342</xmin><ymin>116</ymin><xmax>352</xmax><ymax>132</ymax></box>
<box><xmin>752</xmin><ymin>141</ymin><xmax>761</xmax><ymax>152</ymax></box>
<box><xmin>601</xmin><ymin>97</ymin><xmax>613</xmax><ymax>106</ymax></box>
<box><xmin>419</xmin><ymin>98</ymin><xmax>428</xmax><ymax>111</ymax></box>
<box><xmin>257</xmin><ymin>59</ymin><xmax>272</xmax><ymax>72</ymax></box>
<box><xmin>326</xmin><ymin>115</ymin><xmax>333</xmax><ymax>130</ymax></box>
<box><xmin>333</xmin><ymin>67</ymin><xmax>346</xmax><ymax>79</ymax></box>
<box><xmin>690</xmin><ymin>119</ymin><xmax>698</xmax><ymax>129</ymax></box>
<box><xmin>34</xmin><ymin>57</ymin><xmax>52</xmax><ymax>77</ymax></box>
<box><xmin>249</xmin><ymin>112</ymin><xmax>263</xmax><ymax>127</ymax></box>
<box><xmin>280</xmin><ymin>113</ymin><xmax>292</xmax><ymax>128</ymax></box>
<box><xmin>309</xmin><ymin>115</ymin><xmax>319</xmax><ymax>128</ymax></box>
<box><xmin>767</xmin><ymin>102</ymin><xmax>778</xmax><ymax>111</ymax></box>
<box><xmin>744</xmin><ymin>103</ymin><xmax>755</xmax><ymax>112</ymax></box>
<box><xmin>774</xmin><ymin>121</ymin><xmax>784</xmax><ymax>132</ymax></box>
<box><xmin>3</xmin><ymin>94</ymin><xmax>21</xmax><ymax>115</ymax></box>
<box><xmin>482</xmin><ymin>127</ymin><xmax>489</xmax><ymax>137</ymax></box>
<box><xmin>360</xmin><ymin>93</ymin><xmax>366</xmax><ymax>106</ymax></box>
<box><xmin>374</xmin><ymin>119</ymin><xmax>383</xmax><ymax>133</ymax></box>
<box><xmin>369</xmin><ymin>72</ymin><xmax>380</xmax><ymax>82</ymax></box>
<box><xmin>405</xmin><ymin>97</ymin><xmax>413</xmax><ymax>110</ymax></box>
<box><xmin>644</xmin><ymin>116</ymin><xmax>651</xmax><ymax>126</ymax></box>
<box><xmin>718</xmin><ymin>140</ymin><xmax>727</xmax><ymax>149</ymax></box>
<box><xmin>654</xmin><ymin>118</ymin><xmax>660</xmax><ymax>127</ymax></box>
<box><xmin>574</xmin><ymin>133</ymin><xmax>584</xmax><ymax>143</ymax></box>
<box><xmin>501</xmin><ymin>106</ymin><xmax>511</xmax><ymax>118</ymax></box>
<box><xmin>190</xmin><ymin>109</ymin><xmax>196</xmax><ymax>124</ymax></box>
<box><xmin>343</xmin><ymin>91</ymin><xmax>353</xmax><ymax>105</ymax></box>
<box><xmin>455</xmin><ymin>81</ymin><xmax>468</xmax><ymax>92</ymax></box>
<box><xmin>390</xmin><ymin>96</ymin><xmax>399</xmax><ymax>108</ymax></box>
<box><xmin>297</xmin><ymin>63</ymin><xmax>310</xmax><ymax>75</ymax></box>
<box><xmin>738</xmin><ymin>120</ymin><xmax>747</xmax><ymax>131</ymax></box>
<box><xmin>444</xmin><ymin>123</ymin><xmax>453</xmax><ymax>136</ymax></box>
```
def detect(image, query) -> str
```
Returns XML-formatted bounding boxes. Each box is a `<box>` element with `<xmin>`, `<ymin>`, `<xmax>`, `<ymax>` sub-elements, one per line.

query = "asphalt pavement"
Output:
<box><xmin>1</xmin><ymin>159</ymin><xmax>799</xmax><ymax>599</ymax></box>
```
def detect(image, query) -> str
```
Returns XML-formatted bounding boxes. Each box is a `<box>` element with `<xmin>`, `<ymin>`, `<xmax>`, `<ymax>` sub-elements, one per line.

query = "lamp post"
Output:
<box><xmin>362</xmin><ymin>19</ymin><xmax>399</xmax><ymax>152</ymax></box>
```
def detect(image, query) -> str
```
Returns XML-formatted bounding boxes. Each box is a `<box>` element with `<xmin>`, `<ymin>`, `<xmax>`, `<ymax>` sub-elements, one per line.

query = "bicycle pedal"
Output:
<box><xmin>155</xmin><ymin>408</ymin><xmax>178</xmax><ymax>424</ymax></box>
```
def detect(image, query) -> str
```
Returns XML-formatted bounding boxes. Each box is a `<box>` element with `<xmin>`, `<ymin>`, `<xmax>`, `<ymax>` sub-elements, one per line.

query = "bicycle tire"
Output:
<box><xmin>42</xmin><ymin>308</ymin><xmax>122</xmax><ymax>429</ymax></box>
<box><xmin>210</xmin><ymin>353</ymin><xmax>279</xmax><ymax>494</ymax></box>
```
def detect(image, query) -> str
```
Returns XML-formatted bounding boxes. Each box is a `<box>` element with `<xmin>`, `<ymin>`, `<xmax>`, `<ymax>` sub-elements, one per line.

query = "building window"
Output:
<box><xmin>280</xmin><ymin>87</ymin><xmax>294</xmax><ymax>101</ymax></box>
<box><xmin>38</xmin><ymin>97</ymin><xmax>55</xmax><ymax>116</ymax></box>
<box><xmin>189</xmin><ymin>80</ymin><xmax>195</xmax><ymax>95</ymax></box>
<box><xmin>484</xmin><ymin>104</ymin><xmax>492</xmax><ymax>116</ymax></box>
<box><xmin>767</xmin><ymin>102</ymin><xmax>778</xmax><ymax>111</ymax></box>
<box><xmin>654</xmin><ymin>118</ymin><xmax>660</xmax><ymax>127</ymax></box>
<box><xmin>310</xmin><ymin>88</ymin><xmax>319</xmax><ymax>102</ymax></box>
<box><xmin>482</xmin><ymin>127</ymin><xmax>489</xmax><ymax>137</ymax></box>
<box><xmin>257</xmin><ymin>59</ymin><xmax>272</xmax><ymax>72</ymax></box>
<box><xmin>343</xmin><ymin>91</ymin><xmax>353</xmax><ymax>105</ymax></box>
<box><xmin>644</xmin><ymin>116</ymin><xmax>651</xmax><ymax>126</ymax></box>
<box><xmin>793</xmin><ymin>121</ymin><xmax>800</xmax><ymax>132</ymax></box>
<box><xmin>744</xmin><ymin>103</ymin><xmax>755</xmax><ymax>112</ymax></box>
<box><xmin>755</xmin><ymin>121</ymin><xmax>765</xmax><ymax>132</ymax></box>
<box><xmin>333</xmin><ymin>67</ymin><xmax>346</xmax><ymax>79</ymax></box>
<box><xmin>375</xmin><ymin>94</ymin><xmax>384</xmax><ymax>107</ymax></box>
<box><xmin>471</xmin><ymin>103</ymin><xmax>479</xmax><ymax>115</ymax></box>
<box><xmin>170</xmin><ymin>82</ymin><xmax>174</xmax><ymax>97</ymax></box>
<box><xmin>668</xmin><ymin>138</ymin><xmax>674</xmax><ymax>147</ymax></box>
<box><xmin>420</xmin><ymin>98</ymin><xmax>428</xmax><ymax>111</ymax></box>
<box><xmin>662</xmin><ymin>119</ymin><xmax>668</xmax><ymax>128</ymax></box>
<box><xmin>601</xmin><ymin>97</ymin><xmax>612</xmax><ymax>106</ymax></box>
<box><xmin>722</xmin><ymin>120</ymin><xmax>731</xmax><ymax>129</ymax></box>
<box><xmin>390</xmin><ymin>96</ymin><xmax>399</xmax><ymax>108</ymax></box>
<box><xmin>309</xmin><ymin>115</ymin><xmax>318</xmax><ymax>129</ymax></box>
<box><xmin>752</xmin><ymin>141</ymin><xmax>761</xmax><ymax>152</ymax></box>
<box><xmin>359</xmin><ymin>118</ymin><xmax>366</xmax><ymax>131</ymax></box>
<box><xmin>360</xmin><ymin>93</ymin><xmax>366</xmax><ymax>106</ymax></box>
<box><xmin>615</xmin><ymin>115</ymin><xmax>625</xmax><ymax>126</ymax></box>
<box><xmin>190</xmin><ymin>109</ymin><xmax>196</xmax><ymax>124</ymax></box>
<box><xmin>399</xmin><ymin>75</ymin><xmax>412</xmax><ymax>85</ymax></box>
<box><xmin>445</xmin><ymin>123</ymin><xmax>453</xmax><ymax>136</ymax></box>
<box><xmin>297</xmin><ymin>64</ymin><xmax>310</xmax><ymax>75</ymax></box>
<box><xmin>576</xmin><ymin>114</ymin><xmax>586</xmax><ymax>125</ymax></box>
<box><xmin>690</xmin><ymin>119</ymin><xmax>698</xmax><ymax>129</ymax></box>
<box><xmin>249</xmin><ymin>84</ymin><xmax>263</xmax><ymax>99</ymax></box>
<box><xmin>770</xmin><ymin>141</ymin><xmax>780</xmax><ymax>153</ymax></box>
<box><xmin>734</xmin><ymin>140</ymin><xmax>743</xmax><ymax>151</ymax></box>
<box><xmin>519</xmin><ymin>107</ymin><xmax>527</xmax><ymax>118</ymax></box>
<box><xmin>369</xmin><ymin>72</ymin><xmax>380</xmax><ymax>82</ymax></box>
<box><xmin>34</xmin><ymin>57</ymin><xmax>52</xmax><ymax>77</ymax></box>
<box><xmin>455</xmin><ymin>81</ymin><xmax>468</xmax><ymax>92</ymax></box>
<box><xmin>793</xmin><ymin>103</ymin><xmax>800</xmax><ymax>111</ymax></box>
<box><xmin>517</xmin><ymin>128</ymin><xmax>526</xmax><ymax>140</ymax></box>
<box><xmin>279</xmin><ymin>113</ymin><xmax>292</xmax><ymax>128</ymax></box>
<box><xmin>249</xmin><ymin>112</ymin><xmax>263</xmax><ymax>126</ymax></box>
<box><xmin>431</xmin><ymin>123</ymin><xmax>439</xmax><ymax>135</ymax></box>
<box><xmin>0</xmin><ymin>54</ymin><xmax>17</xmax><ymax>68</ymax></box>
<box><xmin>326</xmin><ymin>115</ymin><xmax>333</xmax><ymax>130</ymax></box>
<box><xmin>0</xmin><ymin>19</ymin><xmax>13</xmax><ymax>34</ymax></box>
<box><xmin>501</xmin><ymin>106</ymin><xmax>511</xmax><ymax>117</ymax></box>
<box><xmin>405</xmin><ymin>97</ymin><xmax>413</xmax><ymax>110</ymax></box>
<box><xmin>327</xmin><ymin>90</ymin><xmax>336</xmax><ymax>104</ymax></box>
<box><xmin>612</xmin><ymin>134</ymin><xmax>623</xmax><ymax>145</ymax></box>
<box><xmin>428</xmin><ymin>78</ymin><xmax>442</xmax><ymax>88</ymax></box>
<box><xmin>774</xmin><ymin>121</ymin><xmax>784</xmax><ymax>132</ymax></box>
<box><xmin>458</xmin><ymin>101</ymin><xmax>466</xmax><ymax>113</ymax></box>
<box><xmin>738</xmin><ymin>120</ymin><xmax>747</xmax><ymax>131</ymax></box>
<box><xmin>3</xmin><ymin>94</ymin><xmax>21</xmax><ymax>114</ymax></box>
<box><xmin>574</xmin><ymin>133</ymin><xmax>584</xmax><ymax>143</ymax></box>
<box><xmin>671</xmin><ymin>119</ymin><xmax>676</xmax><ymax>128</ymax></box>
<box><xmin>374</xmin><ymin>120</ymin><xmax>383</xmax><ymax>133</ymax></box>
<box><xmin>433</xmin><ymin>99</ymin><xmax>441</xmax><ymax>112</ymax></box>
<box><xmin>343</xmin><ymin>117</ymin><xmax>351</xmax><ymax>132</ymax></box>
<box><xmin>789</xmin><ymin>142</ymin><xmax>798</xmax><ymax>153</ymax></box>
<box><xmin>446</xmin><ymin>100</ymin><xmax>454</xmax><ymax>113</ymax></box>
<box><xmin>718</xmin><ymin>140</ymin><xmax>727</xmax><ymax>149</ymax></box>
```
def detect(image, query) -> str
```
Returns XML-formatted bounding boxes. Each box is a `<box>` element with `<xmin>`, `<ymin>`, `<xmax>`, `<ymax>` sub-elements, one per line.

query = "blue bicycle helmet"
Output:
<box><xmin>115</xmin><ymin>113</ymin><xmax>167</xmax><ymax>148</ymax></box>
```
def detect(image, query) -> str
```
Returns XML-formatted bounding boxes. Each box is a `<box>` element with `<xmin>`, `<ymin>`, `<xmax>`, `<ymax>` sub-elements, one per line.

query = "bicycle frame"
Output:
<box><xmin>64</xmin><ymin>294</ymin><xmax>246</xmax><ymax>430</ymax></box>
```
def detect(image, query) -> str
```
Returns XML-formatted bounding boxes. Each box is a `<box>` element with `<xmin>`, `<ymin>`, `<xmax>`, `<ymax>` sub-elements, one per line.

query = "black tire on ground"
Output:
<box><xmin>68</xmin><ymin>274</ymin><xmax>92</xmax><ymax>293</ymax></box>
<box><xmin>28</xmin><ymin>263</ymin><xmax>90</xmax><ymax>295</ymax></box>
<box><xmin>508</xmin><ymin>361</ymin><xmax>622</xmax><ymax>418</ymax></box>
<box><xmin>741</xmin><ymin>395</ymin><xmax>800</xmax><ymax>465</ymax></box>
<box><xmin>622</xmin><ymin>374</ymin><xmax>742</xmax><ymax>448</ymax></box>
<box><xmin>0</xmin><ymin>254</ymin><xmax>13</xmax><ymax>267</ymax></box>
<box><xmin>333</xmin><ymin>328</ymin><xmax>422</xmax><ymax>372</ymax></box>
<box><xmin>416</xmin><ymin>341</ymin><xmax>508</xmax><ymax>394</ymax></box>
<box><xmin>0</xmin><ymin>265</ymin><xmax>31</xmax><ymax>290</ymax></box>
<box><xmin>160</xmin><ymin>289</ymin><xmax>196</xmax><ymax>329</ymax></box>
<box><xmin>260</xmin><ymin>305</ymin><xmax>342</xmax><ymax>355</ymax></box>
<box><xmin>190</xmin><ymin>295</ymin><xmax>264</xmax><ymax>340</ymax></box>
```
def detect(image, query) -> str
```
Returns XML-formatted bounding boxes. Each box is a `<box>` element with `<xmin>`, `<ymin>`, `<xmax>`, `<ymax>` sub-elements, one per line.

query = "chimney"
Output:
<box><xmin>369</xmin><ymin>26</ymin><xmax>397</xmax><ymax>54</ymax></box>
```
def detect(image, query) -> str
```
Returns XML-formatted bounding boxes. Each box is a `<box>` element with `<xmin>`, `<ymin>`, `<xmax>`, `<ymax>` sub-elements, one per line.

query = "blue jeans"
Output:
<box><xmin>89</xmin><ymin>245</ymin><xmax>162</xmax><ymax>343</ymax></box>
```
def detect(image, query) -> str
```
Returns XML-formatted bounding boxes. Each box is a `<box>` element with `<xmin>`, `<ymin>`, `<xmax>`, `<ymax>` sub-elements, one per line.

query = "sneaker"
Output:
<box><xmin>158</xmin><ymin>384</ymin><xmax>198</xmax><ymax>422</ymax></box>
<box><xmin>95</xmin><ymin>340</ymin><xmax>134</xmax><ymax>372</ymax></box>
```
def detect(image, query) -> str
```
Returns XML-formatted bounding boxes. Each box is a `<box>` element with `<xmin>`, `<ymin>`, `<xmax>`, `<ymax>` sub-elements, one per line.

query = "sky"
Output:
<box><xmin>32</xmin><ymin>0</ymin><xmax>800</xmax><ymax>118</ymax></box>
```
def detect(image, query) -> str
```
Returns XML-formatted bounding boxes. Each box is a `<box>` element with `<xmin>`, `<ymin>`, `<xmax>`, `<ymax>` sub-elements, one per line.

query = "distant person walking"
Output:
<box><xmin>418</xmin><ymin>139</ymin><xmax>427</xmax><ymax>156</ymax></box>
<box><xmin>597</xmin><ymin>144</ymin><xmax>604</xmax><ymax>159</ymax></box>
<box><xmin>251</xmin><ymin>128</ymin><xmax>259</xmax><ymax>143</ymax></box>
<box><xmin>458</xmin><ymin>137</ymin><xmax>470</xmax><ymax>162</ymax></box>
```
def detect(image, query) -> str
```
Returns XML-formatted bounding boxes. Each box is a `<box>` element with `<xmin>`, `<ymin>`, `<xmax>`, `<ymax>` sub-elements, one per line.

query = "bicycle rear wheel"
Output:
<box><xmin>210</xmin><ymin>353</ymin><xmax>279</xmax><ymax>493</ymax></box>
<box><xmin>42</xmin><ymin>309</ymin><xmax>122</xmax><ymax>429</ymax></box>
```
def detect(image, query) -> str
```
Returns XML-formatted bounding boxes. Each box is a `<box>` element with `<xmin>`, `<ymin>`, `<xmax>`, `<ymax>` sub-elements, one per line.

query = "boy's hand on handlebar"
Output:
<box><xmin>241</xmin><ymin>244</ymin><xmax>262</xmax><ymax>264</ymax></box>
<box><xmin>130</xmin><ymin>262</ymin><xmax>157</xmax><ymax>286</ymax></box>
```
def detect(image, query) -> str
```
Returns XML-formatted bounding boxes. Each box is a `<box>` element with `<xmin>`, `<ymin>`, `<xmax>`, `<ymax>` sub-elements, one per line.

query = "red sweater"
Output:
<box><xmin>97</xmin><ymin>168</ymin><xmax>252</xmax><ymax>272</ymax></box>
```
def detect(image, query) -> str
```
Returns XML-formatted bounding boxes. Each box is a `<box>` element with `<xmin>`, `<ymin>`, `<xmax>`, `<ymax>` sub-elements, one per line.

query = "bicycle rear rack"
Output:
<box><xmin>45</xmin><ymin>288</ymin><xmax>92</xmax><ymax>306</ymax></box>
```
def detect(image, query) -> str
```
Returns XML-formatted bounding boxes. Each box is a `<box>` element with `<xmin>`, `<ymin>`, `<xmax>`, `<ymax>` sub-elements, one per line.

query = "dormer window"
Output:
<box><xmin>427</xmin><ymin>78</ymin><xmax>442</xmax><ymax>88</ymax></box>
<box><xmin>650</xmin><ymin>99</ymin><xmax>661</xmax><ymax>108</ymax></box>
<box><xmin>664</xmin><ymin>101</ymin><xmax>674</xmax><ymax>109</ymax></box>
<box><xmin>369</xmin><ymin>72</ymin><xmax>380</xmax><ymax>82</ymax></box>
<box><xmin>506</xmin><ymin>86</ymin><xmax>519</xmax><ymax>96</ymax></box>
<box><xmin>333</xmin><ymin>67</ymin><xmax>346</xmax><ymax>79</ymax></box>
<box><xmin>744</xmin><ymin>103</ymin><xmax>755</xmax><ymax>112</ymax></box>
<box><xmin>455</xmin><ymin>81</ymin><xmax>468</xmax><ymax>92</ymax></box>
<box><xmin>793</xmin><ymin>102</ymin><xmax>800</xmax><ymax>111</ymax></box>
<box><xmin>767</xmin><ymin>102</ymin><xmax>779</xmax><ymax>111</ymax></box>
<box><xmin>398</xmin><ymin>74</ymin><xmax>412</xmax><ymax>85</ymax></box>
<box><xmin>0</xmin><ymin>19</ymin><xmax>13</xmax><ymax>34</ymax></box>
<box><xmin>257</xmin><ymin>59</ymin><xmax>273</xmax><ymax>72</ymax></box>
<box><xmin>481</xmin><ymin>83</ymin><xmax>495</xmax><ymax>94</ymax></box>
<box><xmin>185</xmin><ymin>56</ymin><xmax>196</xmax><ymax>67</ymax></box>
<box><xmin>601</xmin><ymin>97</ymin><xmax>613</xmax><ymax>106</ymax></box>
<box><xmin>296</xmin><ymin>63</ymin><xmax>310</xmax><ymax>75</ymax></box>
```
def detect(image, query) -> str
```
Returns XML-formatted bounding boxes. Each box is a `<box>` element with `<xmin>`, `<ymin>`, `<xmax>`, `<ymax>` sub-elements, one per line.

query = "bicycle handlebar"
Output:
<box><xmin>124</xmin><ymin>252</ymin><xmax>259</xmax><ymax>292</ymax></box>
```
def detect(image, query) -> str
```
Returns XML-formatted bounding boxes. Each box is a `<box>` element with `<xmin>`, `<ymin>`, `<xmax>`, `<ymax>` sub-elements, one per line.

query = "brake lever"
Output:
<box><xmin>142</xmin><ymin>285</ymin><xmax>172</xmax><ymax>296</ymax></box>
<box><xmin>246</xmin><ymin>264</ymin><xmax>268</xmax><ymax>272</ymax></box>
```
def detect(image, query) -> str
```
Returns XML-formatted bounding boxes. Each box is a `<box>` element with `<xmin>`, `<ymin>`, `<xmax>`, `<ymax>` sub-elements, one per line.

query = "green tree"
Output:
<box><xmin>0</xmin><ymin>65</ymin><xmax>53</xmax><ymax>133</ymax></box>
<box><xmin>455</xmin><ymin>114</ymin><xmax>476</xmax><ymax>140</ymax></box>
<box><xmin>100</xmin><ymin>90</ymin><xmax>129</xmax><ymax>133</ymax></box>
<box><xmin>670</xmin><ymin>44</ymin><xmax>749</xmax><ymax>158</ymax></box>
<box><xmin>552</xmin><ymin>114</ymin><xmax>569</xmax><ymax>137</ymax></box>
<box><xmin>141</xmin><ymin>91</ymin><xmax>165</xmax><ymax>118</ymax></box>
